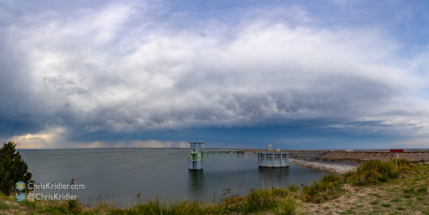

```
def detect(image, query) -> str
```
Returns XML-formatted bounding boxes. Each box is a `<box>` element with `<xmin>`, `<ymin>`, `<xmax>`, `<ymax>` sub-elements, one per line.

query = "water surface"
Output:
<box><xmin>20</xmin><ymin>149</ymin><xmax>331</xmax><ymax>206</ymax></box>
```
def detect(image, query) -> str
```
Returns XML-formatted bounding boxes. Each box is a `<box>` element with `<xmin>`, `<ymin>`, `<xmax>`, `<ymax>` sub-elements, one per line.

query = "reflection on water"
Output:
<box><xmin>258</xmin><ymin>167</ymin><xmax>291</xmax><ymax>187</ymax></box>
<box><xmin>20</xmin><ymin>149</ymin><xmax>331</xmax><ymax>205</ymax></box>
<box><xmin>188</xmin><ymin>170</ymin><xmax>205</xmax><ymax>194</ymax></box>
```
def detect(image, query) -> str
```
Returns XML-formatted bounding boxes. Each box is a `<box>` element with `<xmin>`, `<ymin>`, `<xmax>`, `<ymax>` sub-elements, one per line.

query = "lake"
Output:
<box><xmin>19</xmin><ymin>149</ymin><xmax>331</xmax><ymax>207</ymax></box>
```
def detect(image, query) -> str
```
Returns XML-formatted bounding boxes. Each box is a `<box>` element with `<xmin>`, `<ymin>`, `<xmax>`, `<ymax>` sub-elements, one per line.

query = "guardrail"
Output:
<box><xmin>289</xmin><ymin>151</ymin><xmax>327</xmax><ymax>158</ymax></box>
<box><xmin>202</xmin><ymin>151</ymin><xmax>259</xmax><ymax>159</ymax></box>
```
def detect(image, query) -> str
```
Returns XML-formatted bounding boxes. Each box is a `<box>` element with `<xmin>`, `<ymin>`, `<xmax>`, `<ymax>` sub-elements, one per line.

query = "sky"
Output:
<box><xmin>1</xmin><ymin>0</ymin><xmax>429</xmax><ymax>149</ymax></box>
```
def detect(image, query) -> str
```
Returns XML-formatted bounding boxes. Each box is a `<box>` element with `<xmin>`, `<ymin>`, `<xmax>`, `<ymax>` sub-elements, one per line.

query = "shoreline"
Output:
<box><xmin>289</xmin><ymin>158</ymin><xmax>358</xmax><ymax>174</ymax></box>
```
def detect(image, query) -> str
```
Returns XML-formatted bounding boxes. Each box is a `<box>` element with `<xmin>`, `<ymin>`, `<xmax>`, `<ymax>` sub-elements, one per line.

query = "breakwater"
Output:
<box><xmin>289</xmin><ymin>158</ymin><xmax>358</xmax><ymax>174</ymax></box>
<box><xmin>288</xmin><ymin>151</ymin><xmax>429</xmax><ymax>173</ymax></box>
<box><xmin>318</xmin><ymin>151</ymin><xmax>429</xmax><ymax>163</ymax></box>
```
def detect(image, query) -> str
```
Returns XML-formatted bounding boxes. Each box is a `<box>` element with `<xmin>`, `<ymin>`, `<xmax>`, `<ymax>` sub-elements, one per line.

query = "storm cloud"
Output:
<box><xmin>1</xmin><ymin>0</ymin><xmax>428</xmax><ymax>148</ymax></box>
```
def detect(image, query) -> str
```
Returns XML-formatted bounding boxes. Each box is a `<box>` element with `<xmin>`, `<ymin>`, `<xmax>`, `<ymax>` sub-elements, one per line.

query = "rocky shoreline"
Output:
<box><xmin>318</xmin><ymin>151</ymin><xmax>429</xmax><ymax>163</ymax></box>
<box><xmin>289</xmin><ymin>158</ymin><xmax>358</xmax><ymax>174</ymax></box>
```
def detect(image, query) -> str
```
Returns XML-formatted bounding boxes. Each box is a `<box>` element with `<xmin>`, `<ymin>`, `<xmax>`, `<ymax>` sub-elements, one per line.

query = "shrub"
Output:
<box><xmin>389</xmin><ymin>158</ymin><xmax>411</xmax><ymax>170</ymax></box>
<box><xmin>378</xmin><ymin>175</ymin><xmax>388</xmax><ymax>182</ymax></box>
<box><xmin>272</xmin><ymin>197</ymin><xmax>300</xmax><ymax>215</ymax></box>
<box><xmin>271</xmin><ymin>187</ymin><xmax>290</xmax><ymax>198</ymax></box>
<box><xmin>67</xmin><ymin>199</ymin><xmax>82</xmax><ymax>214</ymax></box>
<box><xmin>133</xmin><ymin>197</ymin><xmax>204</xmax><ymax>215</ymax></box>
<box><xmin>302</xmin><ymin>174</ymin><xmax>342</xmax><ymax>203</ymax></box>
<box><xmin>359</xmin><ymin>160</ymin><xmax>395</xmax><ymax>175</ymax></box>
<box><xmin>287</xmin><ymin>184</ymin><xmax>300</xmax><ymax>192</ymax></box>
<box><xmin>343</xmin><ymin>159</ymin><xmax>411</xmax><ymax>186</ymax></box>
<box><xmin>399</xmin><ymin>159</ymin><xmax>411</xmax><ymax>166</ymax></box>
<box><xmin>321</xmin><ymin>174</ymin><xmax>340</xmax><ymax>183</ymax></box>
<box><xmin>245</xmin><ymin>188</ymin><xmax>276</xmax><ymax>209</ymax></box>
<box><xmin>0</xmin><ymin>141</ymin><xmax>33</xmax><ymax>195</ymax></box>
<box><xmin>342</xmin><ymin>171</ymin><xmax>354</xmax><ymax>178</ymax></box>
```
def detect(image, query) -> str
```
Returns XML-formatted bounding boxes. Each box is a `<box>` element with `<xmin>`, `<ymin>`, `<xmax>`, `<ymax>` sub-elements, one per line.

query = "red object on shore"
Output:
<box><xmin>390</xmin><ymin>149</ymin><xmax>404</xmax><ymax>152</ymax></box>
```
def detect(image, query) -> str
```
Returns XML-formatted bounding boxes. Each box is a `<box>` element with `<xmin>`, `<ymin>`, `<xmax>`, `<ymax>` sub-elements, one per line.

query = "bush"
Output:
<box><xmin>214</xmin><ymin>186</ymin><xmax>299</xmax><ymax>214</ymax></box>
<box><xmin>343</xmin><ymin>159</ymin><xmax>410</xmax><ymax>186</ymax></box>
<box><xmin>272</xmin><ymin>197</ymin><xmax>300</xmax><ymax>215</ymax></box>
<box><xmin>302</xmin><ymin>174</ymin><xmax>342</xmax><ymax>203</ymax></box>
<box><xmin>378</xmin><ymin>175</ymin><xmax>388</xmax><ymax>182</ymax></box>
<box><xmin>321</xmin><ymin>174</ymin><xmax>340</xmax><ymax>183</ymax></box>
<box><xmin>271</xmin><ymin>187</ymin><xmax>290</xmax><ymax>198</ymax></box>
<box><xmin>245</xmin><ymin>188</ymin><xmax>276</xmax><ymax>209</ymax></box>
<box><xmin>67</xmin><ymin>199</ymin><xmax>83</xmax><ymax>214</ymax></box>
<box><xmin>133</xmin><ymin>197</ymin><xmax>204</xmax><ymax>215</ymax></box>
<box><xmin>287</xmin><ymin>184</ymin><xmax>300</xmax><ymax>192</ymax></box>
<box><xmin>358</xmin><ymin>160</ymin><xmax>395</xmax><ymax>176</ymax></box>
<box><xmin>0</xmin><ymin>141</ymin><xmax>33</xmax><ymax>195</ymax></box>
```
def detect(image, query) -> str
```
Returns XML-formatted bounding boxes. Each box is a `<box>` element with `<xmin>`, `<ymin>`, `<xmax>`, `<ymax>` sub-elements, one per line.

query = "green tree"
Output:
<box><xmin>0</xmin><ymin>141</ymin><xmax>33</xmax><ymax>195</ymax></box>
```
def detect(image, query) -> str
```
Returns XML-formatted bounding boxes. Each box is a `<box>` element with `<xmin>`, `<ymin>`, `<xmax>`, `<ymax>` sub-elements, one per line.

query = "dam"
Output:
<box><xmin>188</xmin><ymin>141</ymin><xmax>290</xmax><ymax>170</ymax></box>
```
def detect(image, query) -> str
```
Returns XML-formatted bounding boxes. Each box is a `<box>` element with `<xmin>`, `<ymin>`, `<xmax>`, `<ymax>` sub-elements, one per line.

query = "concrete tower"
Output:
<box><xmin>188</xmin><ymin>141</ymin><xmax>204</xmax><ymax>170</ymax></box>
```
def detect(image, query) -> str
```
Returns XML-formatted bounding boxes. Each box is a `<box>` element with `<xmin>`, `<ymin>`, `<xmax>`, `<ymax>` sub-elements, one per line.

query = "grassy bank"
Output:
<box><xmin>1</xmin><ymin>158</ymin><xmax>428</xmax><ymax>215</ymax></box>
<box><xmin>0</xmin><ymin>186</ymin><xmax>305</xmax><ymax>215</ymax></box>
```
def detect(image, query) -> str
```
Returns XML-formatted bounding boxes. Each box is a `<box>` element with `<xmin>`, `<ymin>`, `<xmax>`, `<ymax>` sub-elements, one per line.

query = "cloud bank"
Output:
<box><xmin>1</xmin><ymin>1</ymin><xmax>428</xmax><ymax>148</ymax></box>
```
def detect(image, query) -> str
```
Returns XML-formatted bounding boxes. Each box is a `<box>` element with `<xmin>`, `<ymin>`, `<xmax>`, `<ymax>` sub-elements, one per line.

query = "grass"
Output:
<box><xmin>397</xmin><ymin>206</ymin><xmax>406</xmax><ymax>210</ymax></box>
<box><xmin>1</xmin><ymin>186</ymin><xmax>304</xmax><ymax>215</ymax></box>
<box><xmin>21</xmin><ymin>198</ymin><xmax>83</xmax><ymax>214</ymax></box>
<box><xmin>369</xmin><ymin>200</ymin><xmax>379</xmax><ymax>205</ymax></box>
<box><xmin>0</xmin><ymin>201</ymin><xmax>10</xmax><ymax>209</ymax></box>
<box><xmin>303</xmin><ymin>159</ymin><xmax>429</xmax><ymax>214</ymax></box>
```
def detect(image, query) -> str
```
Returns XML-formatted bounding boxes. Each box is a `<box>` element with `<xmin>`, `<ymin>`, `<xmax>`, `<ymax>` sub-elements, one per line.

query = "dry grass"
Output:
<box><xmin>305</xmin><ymin>162</ymin><xmax>429</xmax><ymax>214</ymax></box>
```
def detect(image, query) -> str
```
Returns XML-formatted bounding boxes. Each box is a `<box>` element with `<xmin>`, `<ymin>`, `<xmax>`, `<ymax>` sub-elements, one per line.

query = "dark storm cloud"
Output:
<box><xmin>1</xmin><ymin>0</ymin><xmax>428</xmax><ymax>148</ymax></box>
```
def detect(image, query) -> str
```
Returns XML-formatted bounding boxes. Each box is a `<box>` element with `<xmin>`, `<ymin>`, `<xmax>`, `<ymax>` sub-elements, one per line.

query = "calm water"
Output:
<box><xmin>19</xmin><ymin>149</ymin><xmax>331</xmax><ymax>206</ymax></box>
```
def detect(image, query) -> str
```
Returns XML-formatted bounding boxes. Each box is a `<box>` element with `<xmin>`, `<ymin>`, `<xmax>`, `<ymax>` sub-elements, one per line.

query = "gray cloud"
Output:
<box><xmin>1</xmin><ymin>1</ymin><xmax>429</xmax><ymax>147</ymax></box>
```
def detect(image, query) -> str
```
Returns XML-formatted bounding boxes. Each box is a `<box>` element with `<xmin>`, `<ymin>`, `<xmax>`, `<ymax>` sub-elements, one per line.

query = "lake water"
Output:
<box><xmin>19</xmin><ymin>149</ymin><xmax>331</xmax><ymax>207</ymax></box>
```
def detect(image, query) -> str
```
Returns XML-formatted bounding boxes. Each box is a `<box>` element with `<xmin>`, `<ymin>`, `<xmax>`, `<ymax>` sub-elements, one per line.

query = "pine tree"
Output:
<box><xmin>0</xmin><ymin>141</ymin><xmax>33</xmax><ymax>195</ymax></box>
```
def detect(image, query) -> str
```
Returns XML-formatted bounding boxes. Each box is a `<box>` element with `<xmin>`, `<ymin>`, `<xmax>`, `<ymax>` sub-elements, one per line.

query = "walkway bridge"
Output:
<box><xmin>202</xmin><ymin>151</ymin><xmax>259</xmax><ymax>159</ymax></box>
<box><xmin>188</xmin><ymin>141</ymin><xmax>289</xmax><ymax>170</ymax></box>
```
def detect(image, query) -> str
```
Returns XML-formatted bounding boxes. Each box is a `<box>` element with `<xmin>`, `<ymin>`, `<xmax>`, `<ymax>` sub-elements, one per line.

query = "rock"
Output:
<box><xmin>289</xmin><ymin>158</ymin><xmax>358</xmax><ymax>174</ymax></box>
